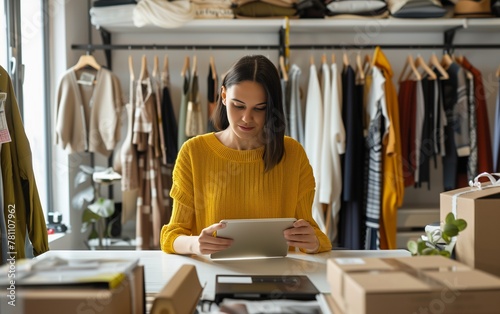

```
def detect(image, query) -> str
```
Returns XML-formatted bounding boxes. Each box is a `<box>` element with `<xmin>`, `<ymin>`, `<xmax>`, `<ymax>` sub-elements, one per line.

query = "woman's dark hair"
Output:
<box><xmin>212</xmin><ymin>55</ymin><xmax>286</xmax><ymax>172</ymax></box>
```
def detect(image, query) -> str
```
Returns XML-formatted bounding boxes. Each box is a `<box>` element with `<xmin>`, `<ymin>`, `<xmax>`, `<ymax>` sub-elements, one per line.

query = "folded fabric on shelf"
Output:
<box><xmin>133</xmin><ymin>0</ymin><xmax>195</xmax><ymax>28</ymax></box>
<box><xmin>90</xmin><ymin>4</ymin><xmax>136</xmax><ymax>28</ymax></box>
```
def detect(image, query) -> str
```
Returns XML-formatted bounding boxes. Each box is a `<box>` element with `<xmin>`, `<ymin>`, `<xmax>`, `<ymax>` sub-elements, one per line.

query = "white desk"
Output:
<box><xmin>39</xmin><ymin>249</ymin><xmax>411</xmax><ymax>305</ymax></box>
<box><xmin>39</xmin><ymin>250</ymin><xmax>335</xmax><ymax>300</ymax></box>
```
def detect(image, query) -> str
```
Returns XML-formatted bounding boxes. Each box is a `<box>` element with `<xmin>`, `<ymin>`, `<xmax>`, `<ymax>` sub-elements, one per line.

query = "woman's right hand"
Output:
<box><xmin>196</xmin><ymin>222</ymin><xmax>233</xmax><ymax>255</ymax></box>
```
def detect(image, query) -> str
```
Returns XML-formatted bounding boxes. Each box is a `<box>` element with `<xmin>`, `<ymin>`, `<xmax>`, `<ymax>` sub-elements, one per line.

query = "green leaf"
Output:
<box><xmin>438</xmin><ymin>250</ymin><xmax>451</xmax><ymax>258</ymax></box>
<box><xmin>443</xmin><ymin>223</ymin><xmax>459</xmax><ymax>237</ymax></box>
<box><xmin>445</xmin><ymin>212</ymin><xmax>455</xmax><ymax>224</ymax></box>
<box><xmin>454</xmin><ymin>219</ymin><xmax>467</xmax><ymax>231</ymax></box>
<box><xmin>408</xmin><ymin>240</ymin><xmax>418</xmax><ymax>255</ymax></box>
<box><xmin>417</xmin><ymin>240</ymin><xmax>428</xmax><ymax>255</ymax></box>
<box><xmin>422</xmin><ymin>247</ymin><xmax>435</xmax><ymax>255</ymax></box>
<box><xmin>442</xmin><ymin>232</ymin><xmax>450</xmax><ymax>244</ymax></box>
<box><xmin>82</xmin><ymin>208</ymin><xmax>101</xmax><ymax>223</ymax></box>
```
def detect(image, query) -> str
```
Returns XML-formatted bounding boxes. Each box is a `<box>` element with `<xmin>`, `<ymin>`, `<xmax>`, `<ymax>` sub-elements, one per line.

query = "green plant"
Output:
<box><xmin>407</xmin><ymin>212</ymin><xmax>467</xmax><ymax>258</ymax></box>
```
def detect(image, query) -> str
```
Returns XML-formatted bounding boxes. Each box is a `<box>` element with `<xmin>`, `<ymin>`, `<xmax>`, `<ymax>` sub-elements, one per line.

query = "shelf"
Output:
<box><xmin>92</xmin><ymin>18</ymin><xmax>500</xmax><ymax>34</ymax></box>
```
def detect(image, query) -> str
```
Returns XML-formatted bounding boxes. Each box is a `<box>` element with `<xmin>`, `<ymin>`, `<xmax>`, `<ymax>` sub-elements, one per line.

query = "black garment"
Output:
<box><xmin>207</xmin><ymin>65</ymin><xmax>217</xmax><ymax>133</ymax></box>
<box><xmin>338</xmin><ymin>65</ymin><xmax>365</xmax><ymax>250</ymax></box>
<box><xmin>442</xmin><ymin>63</ymin><xmax>459</xmax><ymax>191</ymax></box>
<box><xmin>162</xmin><ymin>86</ymin><xmax>178</xmax><ymax>164</ymax></box>
<box><xmin>417</xmin><ymin>76</ymin><xmax>435</xmax><ymax>190</ymax></box>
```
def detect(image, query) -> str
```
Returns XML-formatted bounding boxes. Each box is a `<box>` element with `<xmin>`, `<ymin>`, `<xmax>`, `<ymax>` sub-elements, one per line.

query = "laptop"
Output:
<box><xmin>214</xmin><ymin>274</ymin><xmax>320</xmax><ymax>305</ymax></box>
<box><xmin>210</xmin><ymin>218</ymin><xmax>296</xmax><ymax>260</ymax></box>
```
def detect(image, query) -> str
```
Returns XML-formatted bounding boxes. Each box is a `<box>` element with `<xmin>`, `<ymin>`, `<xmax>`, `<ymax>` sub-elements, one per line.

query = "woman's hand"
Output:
<box><xmin>283</xmin><ymin>219</ymin><xmax>320</xmax><ymax>253</ymax></box>
<box><xmin>195</xmin><ymin>222</ymin><xmax>233</xmax><ymax>255</ymax></box>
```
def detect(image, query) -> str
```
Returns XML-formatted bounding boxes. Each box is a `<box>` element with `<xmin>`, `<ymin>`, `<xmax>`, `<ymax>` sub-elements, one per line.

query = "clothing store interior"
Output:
<box><xmin>1</xmin><ymin>0</ymin><xmax>500</xmax><ymax>313</ymax></box>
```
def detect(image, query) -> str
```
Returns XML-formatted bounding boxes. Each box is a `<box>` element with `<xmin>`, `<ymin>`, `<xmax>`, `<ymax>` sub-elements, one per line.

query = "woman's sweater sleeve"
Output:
<box><xmin>160</xmin><ymin>142</ymin><xmax>196</xmax><ymax>253</ymax></box>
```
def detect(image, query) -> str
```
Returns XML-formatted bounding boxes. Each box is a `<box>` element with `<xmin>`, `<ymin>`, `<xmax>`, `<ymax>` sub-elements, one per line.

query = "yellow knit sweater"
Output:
<box><xmin>160</xmin><ymin>133</ymin><xmax>332</xmax><ymax>253</ymax></box>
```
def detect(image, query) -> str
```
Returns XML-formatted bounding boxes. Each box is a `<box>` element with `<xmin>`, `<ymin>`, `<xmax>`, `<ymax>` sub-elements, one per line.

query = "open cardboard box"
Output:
<box><xmin>327</xmin><ymin>255</ymin><xmax>500</xmax><ymax>314</ymax></box>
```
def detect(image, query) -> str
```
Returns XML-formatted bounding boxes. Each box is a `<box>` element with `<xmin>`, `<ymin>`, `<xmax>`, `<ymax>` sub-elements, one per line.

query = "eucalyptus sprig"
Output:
<box><xmin>407</xmin><ymin>212</ymin><xmax>467</xmax><ymax>258</ymax></box>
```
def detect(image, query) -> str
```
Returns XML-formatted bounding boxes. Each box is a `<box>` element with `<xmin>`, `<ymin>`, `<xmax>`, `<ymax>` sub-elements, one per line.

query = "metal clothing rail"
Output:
<box><xmin>71</xmin><ymin>43</ymin><xmax>500</xmax><ymax>51</ymax></box>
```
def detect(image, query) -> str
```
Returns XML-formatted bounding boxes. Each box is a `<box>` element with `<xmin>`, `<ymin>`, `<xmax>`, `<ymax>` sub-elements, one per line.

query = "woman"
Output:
<box><xmin>160</xmin><ymin>55</ymin><xmax>332</xmax><ymax>255</ymax></box>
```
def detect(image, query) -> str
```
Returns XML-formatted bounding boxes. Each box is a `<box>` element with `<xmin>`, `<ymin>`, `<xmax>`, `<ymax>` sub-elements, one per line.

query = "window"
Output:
<box><xmin>1</xmin><ymin>0</ymin><xmax>49</xmax><ymax>213</ymax></box>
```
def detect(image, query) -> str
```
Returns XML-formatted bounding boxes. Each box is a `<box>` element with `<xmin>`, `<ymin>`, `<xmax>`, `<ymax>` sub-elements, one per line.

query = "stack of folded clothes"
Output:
<box><xmin>386</xmin><ymin>0</ymin><xmax>451</xmax><ymax>18</ymax></box>
<box><xmin>296</xmin><ymin>0</ymin><xmax>327</xmax><ymax>18</ymax></box>
<box><xmin>192</xmin><ymin>0</ymin><xmax>235</xmax><ymax>19</ymax></box>
<box><xmin>325</xmin><ymin>0</ymin><xmax>389</xmax><ymax>18</ymax></box>
<box><xmin>133</xmin><ymin>0</ymin><xmax>196</xmax><ymax>28</ymax></box>
<box><xmin>232</xmin><ymin>0</ymin><xmax>299</xmax><ymax>18</ymax></box>
<box><xmin>454</xmin><ymin>0</ymin><xmax>493</xmax><ymax>17</ymax></box>
<box><xmin>90</xmin><ymin>2</ymin><xmax>136</xmax><ymax>28</ymax></box>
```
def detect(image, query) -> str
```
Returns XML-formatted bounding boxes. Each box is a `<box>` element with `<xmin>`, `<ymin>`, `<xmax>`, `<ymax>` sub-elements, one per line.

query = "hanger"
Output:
<box><xmin>191</xmin><ymin>55</ymin><xmax>197</xmax><ymax>76</ymax></box>
<box><xmin>310</xmin><ymin>55</ymin><xmax>315</xmax><ymax>66</ymax></box>
<box><xmin>152</xmin><ymin>55</ymin><xmax>159</xmax><ymax>78</ymax></box>
<box><xmin>279</xmin><ymin>55</ymin><xmax>288</xmax><ymax>81</ymax></box>
<box><xmin>128</xmin><ymin>55</ymin><xmax>134</xmax><ymax>81</ymax></box>
<box><xmin>331</xmin><ymin>53</ymin><xmax>336</xmax><ymax>64</ymax></box>
<box><xmin>398</xmin><ymin>54</ymin><xmax>421</xmax><ymax>83</ymax></box>
<box><xmin>356</xmin><ymin>52</ymin><xmax>365</xmax><ymax>81</ymax></box>
<box><xmin>342</xmin><ymin>51</ymin><xmax>349</xmax><ymax>67</ymax></box>
<box><xmin>414</xmin><ymin>55</ymin><xmax>437</xmax><ymax>80</ymax></box>
<box><xmin>429</xmin><ymin>53</ymin><xmax>449</xmax><ymax>80</ymax></box>
<box><xmin>321</xmin><ymin>53</ymin><xmax>327</xmax><ymax>65</ymax></box>
<box><xmin>163</xmin><ymin>55</ymin><xmax>169</xmax><ymax>75</ymax></box>
<box><xmin>441</xmin><ymin>53</ymin><xmax>454</xmax><ymax>70</ymax></box>
<box><xmin>181</xmin><ymin>55</ymin><xmax>190</xmax><ymax>77</ymax></box>
<box><xmin>209</xmin><ymin>55</ymin><xmax>217</xmax><ymax>80</ymax></box>
<box><xmin>496</xmin><ymin>65</ymin><xmax>500</xmax><ymax>77</ymax></box>
<box><xmin>73</xmin><ymin>52</ymin><xmax>101</xmax><ymax>71</ymax></box>
<box><xmin>138</xmin><ymin>54</ymin><xmax>149</xmax><ymax>81</ymax></box>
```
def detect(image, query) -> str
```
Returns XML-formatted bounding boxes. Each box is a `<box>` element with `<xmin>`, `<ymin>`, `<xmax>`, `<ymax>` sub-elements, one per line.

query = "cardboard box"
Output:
<box><xmin>327</xmin><ymin>256</ymin><xmax>500</xmax><ymax>314</ymax></box>
<box><xmin>1</xmin><ymin>264</ymin><xmax>145</xmax><ymax>314</ymax></box>
<box><xmin>440</xmin><ymin>185</ymin><xmax>500</xmax><ymax>277</ymax></box>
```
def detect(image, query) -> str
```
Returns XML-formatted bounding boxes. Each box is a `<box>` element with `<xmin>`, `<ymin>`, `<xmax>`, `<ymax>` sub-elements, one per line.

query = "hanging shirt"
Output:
<box><xmin>161</xmin><ymin>66</ymin><xmax>179</xmax><ymax>164</ymax></box>
<box><xmin>414</xmin><ymin>80</ymin><xmax>424</xmax><ymax>185</ymax></box>
<box><xmin>398</xmin><ymin>79</ymin><xmax>417</xmax><ymax>187</ymax></box>
<box><xmin>465</xmin><ymin>73</ymin><xmax>478</xmax><ymax>182</ymax></box>
<box><xmin>304</xmin><ymin>63</ymin><xmax>325</xmax><ymax>234</ymax></box>
<box><xmin>364</xmin><ymin>66</ymin><xmax>386</xmax><ymax>250</ymax></box>
<box><xmin>177</xmin><ymin>69</ymin><xmax>191</xmax><ymax>150</ymax></box>
<box><xmin>372</xmin><ymin>47</ymin><xmax>404</xmax><ymax>250</ymax></box>
<box><xmin>185</xmin><ymin>72</ymin><xmax>204</xmax><ymax>137</ymax></box>
<box><xmin>319</xmin><ymin>63</ymin><xmax>345</xmax><ymax>242</ymax></box>
<box><xmin>289</xmin><ymin>64</ymin><xmax>305</xmax><ymax>146</ymax></box>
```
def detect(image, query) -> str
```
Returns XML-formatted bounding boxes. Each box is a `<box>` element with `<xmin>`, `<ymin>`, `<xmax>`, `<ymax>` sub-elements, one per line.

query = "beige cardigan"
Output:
<box><xmin>55</xmin><ymin>67</ymin><xmax>123</xmax><ymax>157</ymax></box>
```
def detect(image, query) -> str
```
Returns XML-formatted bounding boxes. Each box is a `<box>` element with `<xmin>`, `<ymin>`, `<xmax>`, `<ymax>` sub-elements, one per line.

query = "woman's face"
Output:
<box><xmin>221</xmin><ymin>80</ymin><xmax>267</xmax><ymax>143</ymax></box>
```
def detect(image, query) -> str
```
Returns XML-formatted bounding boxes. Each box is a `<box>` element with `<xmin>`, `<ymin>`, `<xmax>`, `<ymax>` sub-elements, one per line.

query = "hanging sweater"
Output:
<box><xmin>160</xmin><ymin>133</ymin><xmax>332</xmax><ymax>254</ymax></box>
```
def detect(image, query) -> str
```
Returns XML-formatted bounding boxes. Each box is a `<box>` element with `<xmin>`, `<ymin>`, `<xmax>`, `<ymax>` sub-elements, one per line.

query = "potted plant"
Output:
<box><xmin>407</xmin><ymin>212</ymin><xmax>467</xmax><ymax>258</ymax></box>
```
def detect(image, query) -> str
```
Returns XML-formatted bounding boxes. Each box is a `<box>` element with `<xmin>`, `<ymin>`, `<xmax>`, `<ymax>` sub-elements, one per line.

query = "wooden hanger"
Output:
<box><xmin>181</xmin><ymin>55</ymin><xmax>190</xmax><ymax>77</ymax></box>
<box><xmin>398</xmin><ymin>54</ymin><xmax>421</xmax><ymax>83</ymax></box>
<box><xmin>191</xmin><ymin>55</ymin><xmax>197</xmax><ymax>76</ymax></box>
<box><xmin>496</xmin><ymin>64</ymin><xmax>500</xmax><ymax>77</ymax></box>
<box><xmin>414</xmin><ymin>55</ymin><xmax>437</xmax><ymax>80</ymax></box>
<box><xmin>209</xmin><ymin>55</ymin><xmax>217</xmax><ymax>80</ymax></box>
<box><xmin>310</xmin><ymin>55</ymin><xmax>315</xmax><ymax>66</ymax></box>
<box><xmin>429</xmin><ymin>53</ymin><xmax>449</xmax><ymax>80</ymax></box>
<box><xmin>441</xmin><ymin>53</ymin><xmax>454</xmax><ymax>70</ymax></box>
<box><xmin>331</xmin><ymin>53</ymin><xmax>336</xmax><ymax>64</ymax></box>
<box><xmin>363</xmin><ymin>53</ymin><xmax>372</xmax><ymax>75</ymax></box>
<box><xmin>279</xmin><ymin>55</ymin><xmax>288</xmax><ymax>81</ymax></box>
<box><xmin>139</xmin><ymin>54</ymin><xmax>148</xmax><ymax>81</ymax></box>
<box><xmin>321</xmin><ymin>53</ymin><xmax>327</xmax><ymax>65</ymax></box>
<box><xmin>73</xmin><ymin>53</ymin><xmax>101</xmax><ymax>71</ymax></box>
<box><xmin>356</xmin><ymin>52</ymin><xmax>365</xmax><ymax>81</ymax></box>
<box><xmin>128</xmin><ymin>55</ymin><xmax>134</xmax><ymax>81</ymax></box>
<box><xmin>152</xmin><ymin>55</ymin><xmax>159</xmax><ymax>78</ymax></box>
<box><xmin>342</xmin><ymin>52</ymin><xmax>349</xmax><ymax>67</ymax></box>
<box><xmin>163</xmin><ymin>55</ymin><xmax>169</xmax><ymax>75</ymax></box>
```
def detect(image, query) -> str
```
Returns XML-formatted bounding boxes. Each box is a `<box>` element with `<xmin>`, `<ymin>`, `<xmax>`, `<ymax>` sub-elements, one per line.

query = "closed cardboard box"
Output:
<box><xmin>440</xmin><ymin>185</ymin><xmax>500</xmax><ymax>277</ymax></box>
<box><xmin>327</xmin><ymin>256</ymin><xmax>500</xmax><ymax>314</ymax></box>
<box><xmin>1</xmin><ymin>264</ymin><xmax>145</xmax><ymax>314</ymax></box>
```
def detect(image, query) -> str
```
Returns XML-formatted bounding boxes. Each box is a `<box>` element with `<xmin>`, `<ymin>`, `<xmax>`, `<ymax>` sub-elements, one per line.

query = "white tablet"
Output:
<box><xmin>210</xmin><ymin>218</ymin><xmax>297</xmax><ymax>260</ymax></box>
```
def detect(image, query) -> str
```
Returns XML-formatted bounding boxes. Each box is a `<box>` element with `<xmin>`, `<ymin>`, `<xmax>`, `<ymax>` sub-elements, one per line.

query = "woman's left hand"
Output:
<box><xmin>283</xmin><ymin>219</ymin><xmax>319</xmax><ymax>253</ymax></box>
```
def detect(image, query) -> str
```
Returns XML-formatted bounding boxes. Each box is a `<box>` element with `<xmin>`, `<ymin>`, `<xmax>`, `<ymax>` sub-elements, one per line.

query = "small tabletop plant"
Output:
<box><xmin>407</xmin><ymin>212</ymin><xmax>467</xmax><ymax>258</ymax></box>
